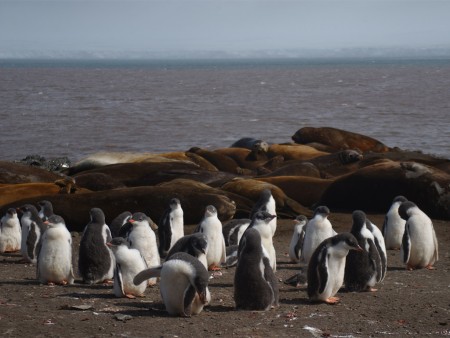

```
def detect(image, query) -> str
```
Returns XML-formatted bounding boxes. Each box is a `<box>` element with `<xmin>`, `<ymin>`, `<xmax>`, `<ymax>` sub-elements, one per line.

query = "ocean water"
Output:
<box><xmin>1</xmin><ymin>57</ymin><xmax>449</xmax><ymax>162</ymax></box>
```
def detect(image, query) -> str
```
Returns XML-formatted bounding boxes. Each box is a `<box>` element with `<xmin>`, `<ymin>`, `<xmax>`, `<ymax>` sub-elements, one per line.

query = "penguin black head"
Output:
<box><xmin>204</xmin><ymin>205</ymin><xmax>217</xmax><ymax>217</ymax></box>
<box><xmin>190</xmin><ymin>233</ymin><xmax>208</xmax><ymax>255</ymax></box>
<box><xmin>131</xmin><ymin>212</ymin><xmax>158</xmax><ymax>230</ymax></box>
<box><xmin>393</xmin><ymin>195</ymin><xmax>408</xmax><ymax>204</ymax></box>
<box><xmin>294</xmin><ymin>215</ymin><xmax>308</xmax><ymax>225</ymax></box>
<box><xmin>106</xmin><ymin>237</ymin><xmax>130</xmax><ymax>249</ymax></box>
<box><xmin>398</xmin><ymin>201</ymin><xmax>417</xmax><ymax>221</ymax></box>
<box><xmin>332</xmin><ymin>232</ymin><xmax>363</xmax><ymax>252</ymax></box>
<box><xmin>170</xmin><ymin>198</ymin><xmax>181</xmax><ymax>210</ymax></box>
<box><xmin>89</xmin><ymin>208</ymin><xmax>105</xmax><ymax>224</ymax></box>
<box><xmin>44</xmin><ymin>214</ymin><xmax>66</xmax><ymax>227</ymax></box>
<box><xmin>351</xmin><ymin>210</ymin><xmax>367</xmax><ymax>233</ymax></box>
<box><xmin>249</xmin><ymin>211</ymin><xmax>276</xmax><ymax>228</ymax></box>
<box><xmin>6</xmin><ymin>208</ymin><xmax>17</xmax><ymax>217</ymax></box>
<box><xmin>38</xmin><ymin>200</ymin><xmax>53</xmax><ymax>212</ymax></box>
<box><xmin>313</xmin><ymin>205</ymin><xmax>330</xmax><ymax>217</ymax></box>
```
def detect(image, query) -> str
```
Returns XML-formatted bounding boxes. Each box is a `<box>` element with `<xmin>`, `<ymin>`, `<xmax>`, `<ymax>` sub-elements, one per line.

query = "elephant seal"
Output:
<box><xmin>291</xmin><ymin>127</ymin><xmax>390</xmax><ymax>153</ymax></box>
<box><xmin>267</xmin><ymin>144</ymin><xmax>329</xmax><ymax>161</ymax></box>
<box><xmin>319</xmin><ymin>160</ymin><xmax>450</xmax><ymax>219</ymax></box>
<box><xmin>188</xmin><ymin>147</ymin><xmax>245</xmax><ymax>174</ymax></box>
<box><xmin>0</xmin><ymin>161</ymin><xmax>62</xmax><ymax>184</ymax></box>
<box><xmin>230</xmin><ymin>137</ymin><xmax>269</xmax><ymax>152</ymax></box>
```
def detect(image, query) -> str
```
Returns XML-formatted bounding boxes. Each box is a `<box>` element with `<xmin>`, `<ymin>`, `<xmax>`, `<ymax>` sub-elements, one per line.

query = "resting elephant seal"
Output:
<box><xmin>0</xmin><ymin>161</ymin><xmax>62</xmax><ymax>184</ymax></box>
<box><xmin>292</xmin><ymin>127</ymin><xmax>390</xmax><ymax>153</ymax></box>
<box><xmin>267</xmin><ymin>144</ymin><xmax>329</xmax><ymax>161</ymax></box>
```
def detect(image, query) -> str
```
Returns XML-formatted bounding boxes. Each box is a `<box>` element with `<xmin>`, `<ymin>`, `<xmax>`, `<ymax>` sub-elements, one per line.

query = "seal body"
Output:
<box><xmin>382</xmin><ymin>196</ymin><xmax>408</xmax><ymax>250</ymax></box>
<box><xmin>107</xmin><ymin>237</ymin><xmax>148</xmax><ymax>298</ymax></box>
<box><xmin>195</xmin><ymin>205</ymin><xmax>226</xmax><ymax>270</ymax></box>
<box><xmin>19</xmin><ymin>204</ymin><xmax>47</xmax><ymax>264</ymax></box>
<box><xmin>301</xmin><ymin>206</ymin><xmax>336</xmax><ymax>264</ymax></box>
<box><xmin>0</xmin><ymin>208</ymin><xmax>21</xmax><ymax>253</ymax></box>
<box><xmin>158</xmin><ymin>198</ymin><xmax>184</xmax><ymax>257</ymax></box>
<box><xmin>166</xmin><ymin>233</ymin><xmax>208</xmax><ymax>269</ymax></box>
<box><xmin>37</xmin><ymin>215</ymin><xmax>74</xmax><ymax>285</ymax></box>
<box><xmin>134</xmin><ymin>252</ymin><xmax>210</xmax><ymax>317</ymax></box>
<box><xmin>399</xmin><ymin>201</ymin><xmax>438</xmax><ymax>270</ymax></box>
<box><xmin>344</xmin><ymin>210</ymin><xmax>382</xmax><ymax>292</ymax></box>
<box><xmin>234</xmin><ymin>228</ymin><xmax>278</xmax><ymax>311</ymax></box>
<box><xmin>288</xmin><ymin>215</ymin><xmax>308</xmax><ymax>263</ymax></box>
<box><xmin>78</xmin><ymin>208</ymin><xmax>115</xmax><ymax>284</ymax></box>
<box><xmin>308</xmin><ymin>233</ymin><xmax>362</xmax><ymax>304</ymax></box>
<box><xmin>246</xmin><ymin>211</ymin><xmax>277</xmax><ymax>271</ymax></box>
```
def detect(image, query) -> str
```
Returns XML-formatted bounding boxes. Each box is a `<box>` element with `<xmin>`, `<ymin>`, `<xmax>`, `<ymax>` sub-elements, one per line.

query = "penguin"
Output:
<box><xmin>399</xmin><ymin>201</ymin><xmax>438</xmax><ymax>270</ymax></box>
<box><xmin>234</xmin><ymin>228</ymin><xmax>279</xmax><ymax>311</ymax></box>
<box><xmin>366</xmin><ymin>218</ymin><xmax>387</xmax><ymax>282</ymax></box>
<box><xmin>194</xmin><ymin>205</ymin><xmax>226</xmax><ymax>271</ymax></box>
<box><xmin>78</xmin><ymin>208</ymin><xmax>115</xmax><ymax>284</ymax></box>
<box><xmin>0</xmin><ymin>208</ymin><xmax>21</xmax><ymax>253</ymax></box>
<box><xmin>344</xmin><ymin>210</ymin><xmax>382</xmax><ymax>292</ymax></box>
<box><xmin>301</xmin><ymin>205</ymin><xmax>336</xmax><ymax>265</ymax></box>
<box><xmin>250</xmin><ymin>188</ymin><xmax>277</xmax><ymax>236</ymax></box>
<box><xmin>134</xmin><ymin>252</ymin><xmax>210</xmax><ymax>317</ymax></box>
<box><xmin>222</xmin><ymin>218</ymin><xmax>251</xmax><ymax>246</ymax></box>
<box><xmin>37</xmin><ymin>215</ymin><xmax>74</xmax><ymax>285</ymax></box>
<box><xmin>18</xmin><ymin>204</ymin><xmax>47</xmax><ymax>264</ymax></box>
<box><xmin>107</xmin><ymin>237</ymin><xmax>148</xmax><ymax>298</ymax></box>
<box><xmin>288</xmin><ymin>215</ymin><xmax>308</xmax><ymax>263</ymax></box>
<box><xmin>307</xmin><ymin>232</ymin><xmax>363</xmax><ymax>304</ymax></box>
<box><xmin>37</xmin><ymin>200</ymin><xmax>54</xmax><ymax>222</ymax></box>
<box><xmin>382</xmin><ymin>196</ymin><xmax>408</xmax><ymax>250</ymax></box>
<box><xmin>245</xmin><ymin>211</ymin><xmax>277</xmax><ymax>272</ymax></box>
<box><xmin>158</xmin><ymin>198</ymin><xmax>184</xmax><ymax>258</ymax></box>
<box><xmin>109</xmin><ymin>211</ymin><xmax>132</xmax><ymax>238</ymax></box>
<box><xmin>166</xmin><ymin>233</ymin><xmax>208</xmax><ymax>269</ymax></box>
<box><xmin>223</xmin><ymin>244</ymin><xmax>239</xmax><ymax>268</ymax></box>
<box><xmin>123</xmin><ymin>212</ymin><xmax>160</xmax><ymax>285</ymax></box>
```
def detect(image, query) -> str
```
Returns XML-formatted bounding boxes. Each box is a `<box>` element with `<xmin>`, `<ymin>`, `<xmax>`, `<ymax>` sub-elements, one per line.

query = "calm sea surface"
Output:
<box><xmin>1</xmin><ymin>58</ymin><xmax>449</xmax><ymax>162</ymax></box>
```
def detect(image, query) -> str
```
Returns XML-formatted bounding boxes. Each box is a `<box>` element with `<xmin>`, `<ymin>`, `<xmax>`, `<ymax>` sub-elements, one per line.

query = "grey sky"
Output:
<box><xmin>1</xmin><ymin>0</ymin><xmax>450</xmax><ymax>56</ymax></box>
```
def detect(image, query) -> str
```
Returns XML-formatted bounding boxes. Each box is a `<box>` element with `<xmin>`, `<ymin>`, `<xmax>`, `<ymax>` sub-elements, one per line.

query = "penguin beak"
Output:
<box><xmin>129</xmin><ymin>219</ymin><xmax>135</xmax><ymax>223</ymax></box>
<box><xmin>355</xmin><ymin>245</ymin><xmax>364</xmax><ymax>252</ymax></box>
<box><xmin>106</xmin><ymin>242</ymin><xmax>113</xmax><ymax>247</ymax></box>
<box><xmin>198</xmin><ymin>290</ymin><xmax>207</xmax><ymax>304</ymax></box>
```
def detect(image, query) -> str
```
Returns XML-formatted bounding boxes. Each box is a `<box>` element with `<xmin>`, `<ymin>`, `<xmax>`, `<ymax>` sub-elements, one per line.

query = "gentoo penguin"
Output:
<box><xmin>250</xmin><ymin>189</ymin><xmax>277</xmax><ymax>236</ymax></box>
<box><xmin>194</xmin><ymin>205</ymin><xmax>226</xmax><ymax>271</ymax></box>
<box><xmin>366</xmin><ymin>218</ymin><xmax>387</xmax><ymax>283</ymax></box>
<box><xmin>245</xmin><ymin>211</ymin><xmax>277</xmax><ymax>271</ymax></box>
<box><xmin>37</xmin><ymin>215</ymin><xmax>74</xmax><ymax>285</ymax></box>
<box><xmin>107</xmin><ymin>237</ymin><xmax>148</xmax><ymax>298</ymax></box>
<box><xmin>78</xmin><ymin>208</ymin><xmax>115</xmax><ymax>284</ymax></box>
<box><xmin>344</xmin><ymin>210</ymin><xmax>382</xmax><ymax>292</ymax></box>
<box><xmin>288</xmin><ymin>215</ymin><xmax>308</xmax><ymax>263</ymax></box>
<box><xmin>0</xmin><ymin>208</ymin><xmax>21</xmax><ymax>253</ymax></box>
<box><xmin>234</xmin><ymin>228</ymin><xmax>279</xmax><ymax>311</ymax></box>
<box><xmin>382</xmin><ymin>196</ymin><xmax>408</xmax><ymax>250</ymax></box>
<box><xmin>37</xmin><ymin>200</ymin><xmax>54</xmax><ymax>222</ymax></box>
<box><xmin>222</xmin><ymin>218</ymin><xmax>251</xmax><ymax>246</ymax></box>
<box><xmin>301</xmin><ymin>206</ymin><xmax>336</xmax><ymax>265</ymax></box>
<box><xmin>109</xmin><ymin>211</ymin><xmax>132</xmax><ymax>238</ymax></box>
<box><xmin>398</xmin><ymin>201</ymin><xmax>438</xmax><ymax>270</ymax></box>
<box><xmin>166</xmin><ymin>233</ymin><xmax>208</xmax><ymax>269</ymax></box>
<box><xmin>123</xmin><ymin>212</ymin><xmax>160</xmax><ymax>285</ymax></box>
<box><xmin>134</xmin><ymin>252</ymin><xmax>210</xmax><ymax>317</ymax></box>
<box><xmin>307</xmin><ymin>233</ymin><xmax>362</xmax><ymax>304</ymax></box>
<box><xmin>18</xmin><ymin>204</ymin><xmax>47</xmax><ymax>264</ymax></box>
<box><xmin>158</xmin><ymin>198</ymin><xmax>184</xmax><ymax>258</ymax></box>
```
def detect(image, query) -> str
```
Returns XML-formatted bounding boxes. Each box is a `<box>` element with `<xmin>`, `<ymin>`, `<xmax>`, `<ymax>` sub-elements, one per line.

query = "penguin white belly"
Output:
<box><xmin>385</xmin><ymin>215</ymin><xmax>405</xmax><ymax>249</ymax></box>
<box><xmin>321</xmin><ymin>248</ymin><xmax>346</xmax><ymax>300</ymax></box>
<box><xmin>261</xmin><ymin>236</ymin><xmax>276</xmax><ymax>272</ymax></box>
<box><xmin>38</xmin><ymin>232</ymin><xmax>73</xmax><ymax>284</ymax></box>
<box><xmin>203</xmin><ymin>227</ymin><xmax>225</xmax><ymax>267</ymax></box>
<box><xmin>303</xmin><ymin>228</ymin><xmax>334</xmax><ymax>264</ymax></box>
<box><xmin>191</xmin><ymin>287</ymin><xmax>210</xmax><ymax>315</ymax></box>
<box><xmin>236</xmin><ymin>224</ymin><xmax>249</xmax><ymax>244</ymax></box>
<box><xmin>130</xmin><ymin>229</ymin><xmax>160</xmax><ymax>268</ymax></box>
<box><xmin>169</xmin><ymin>215</ymin><xmax>184</xmax><ymax>249</ymax></box>
<box><xmin>115</xmin><ymin>252</ymin><xmax>147</xmax><ymax>297</ymax></box>
<box><xmin>407</xmin><ymin>223</ymin><xmax>437</xmax><ymax>267</ymax></box>
<box><xmin>0</xmin><ymin>226</ymin><xmax>21</xmax><ymax>253</ymax></box>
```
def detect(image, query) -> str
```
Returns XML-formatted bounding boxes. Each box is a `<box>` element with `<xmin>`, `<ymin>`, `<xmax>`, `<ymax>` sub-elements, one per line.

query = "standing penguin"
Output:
<box><xmin>366</xmin><ymin>218</ymin><xmax>387</xmax><ymax>283</ymax></box>
<box><xmin>19</xmin><ymin>204</ymin><xmax>47</xmax><ymax>264</ymax></box>
<box><xmin>0</xmin><ymin>208</ymin><xmax>21</xmax><ymax>253</ymax></box>
<box><xmin>399</xmin><ymin>201</ymin><xmax>438</xmax><ymax>270</ymax></box>
<box><xmin>234</xmin><ymin>228</ymin><xmax>279</xmax><ymax>311</ymax></box>
<box><xmin>109</xmin><ymin>211</ymin><xmax>132</xmax><ymax>238</ymax></box>
<box><xmin>107</xmin><ymin>237</ymin><xmax>148</xmax><ymax>298</ymax></box>
<box><xmin>158</xmin><ymin>198</ymin><xmax>184</xmax><ymax>258</ymax></box>
<box><xmin>344</xmin><ymin>210</ymin><xmax>382</xmax><ymax>292</ymax></box>
<box><xmin>195</xmin><ymin>205</ymin><xmax>226</xmax><ymax>271</ymax></box>
<box><xmin>37</xmin><ymin>200</ymin><xmax>54</xmax><ymax>222</ymax></box>
<box><xmin>250</xmin><ymin>189</ymin><xmax>277</xmax><ymax>236</ymax></box>
<box><xmin>166</xmin><ymin>233</ymin><xmax>208</xmax><ymax>269</ymax></box>
<box><xmin>245</xmin><ymin>211</ymin><xmax>277</xmax><ymax>271</ymax></box>
<box><xmin>307</xmin><ymin>233</ymin><xmax>363</xmax><ymax>304</ymax></box>
<box><xmin>288</xmin><ymin>215</ymin><xmax>308</xmax><ymax>263</ymax></box>
<box><xmin>37</xmin><ymin>215</ymin><xmax>74</xmax><ymax>285</ymax></box>
<box><xmin>123</xmin><ymin>212</ymin><xmax>160</xmax><ymax>285</ymax></box>
<box><xmin>78</xmin><ymin>208</ymin><xmax>115</xmax><ymax>284</ymax></box>
<box><xmin>301</xmin><ymin>206</ymin><xmax>336</xmax><ymax>265</ymax></box>
<box><xmin>382</xmin><ymin>196</ymin><xmax>408</xmax><ymax>250</ymax></box>
<box><xmin>134</xmin><ymin>252</ymin><xmax>211</xmax><ymax>317</ymax></box>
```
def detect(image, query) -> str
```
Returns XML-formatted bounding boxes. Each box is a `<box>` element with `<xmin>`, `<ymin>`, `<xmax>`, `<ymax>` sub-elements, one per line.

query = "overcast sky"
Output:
<box><xmin>1</xmin><ymin>0</ymin><xmax>450</xmax><ymax>56</ymax></box>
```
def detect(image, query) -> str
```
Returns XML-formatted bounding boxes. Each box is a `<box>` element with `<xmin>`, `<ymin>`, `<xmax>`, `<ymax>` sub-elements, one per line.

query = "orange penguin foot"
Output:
<box><xmin>425</xmin><ymin>264</ymin><xmax>436</xmax><ymax>270</ymax></box>
<box><xmin>125</xmin><ymin>294</ymin><xmax>136</xmax><ymax>299</ymax></box>
<box><xmin>325</xmin><ymin>296</ymin><xmax>340</xmax><ymax>304</ymax></box>
<box><xmin>208</xmin><ymin>264</ymin><xmax>221</xmax><ymax>271</ymax></box>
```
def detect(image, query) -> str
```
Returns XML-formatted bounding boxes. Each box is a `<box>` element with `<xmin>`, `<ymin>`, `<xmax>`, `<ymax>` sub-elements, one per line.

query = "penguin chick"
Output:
<box><xmin>250</xmin><ymin>188</ymin><xmax>277</xmax><ymax>236</ymax></box>
<box><xmin>399</xmin><ymin>201</ymin><xmax>438</xmax><ymax>270</ymax></box>
<box><xmin>0</xmin><ymin>208</ymin><xmax>21</xmax><ymax>253</ymax></box>
<box><xmin>134</xmin><ymin>252</ymin><xmax>210</xmax><ymax>317</ymax></box>
<box><xmin>288</xmin><ymin>215</ymin><xmax>308</xmax><ymax>263</ymax></box>
<box><xmin>234</xmin><ymin>228</ymin><xmax>279</xmax><ymax>311</ymax></box>
<box><xmin>158</xmin><ymin>198</ymin><xmax>184</xmax><ymax>258</ymax></box>
<box><xmin>382</xmin><ymin>196</ymin><xmax>408</xmax><ymax>250</ymax></box>
<box><xmin>308</xmin><ymin>233</ymin><xmax>363</xmax><ymax>304</ymax></box>
<box><xmin>107</xmin><ymin>237</ymin><xmax>148</xmax><ymax>298</ymax></box>
<box><xmin>37</xmin><ymin>215</ymin><xmax>74</xmax><ymax>286</ymax></box>
<box><xmin>19</xmin><ymin>204</ymin><xmax>47</xmax><ymax>264</ymax></box>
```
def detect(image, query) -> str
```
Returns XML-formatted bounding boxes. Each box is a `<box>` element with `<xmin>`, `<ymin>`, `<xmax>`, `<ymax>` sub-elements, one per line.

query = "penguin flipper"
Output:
<box><xmin>317</xmin><ymin>249</ymin><xmax>328</xmax><ymax>295</ymax></box>
<box><xmin>133</xmin><ymin>266</ymin><xmax>162</xmax><ymax>285</ymax></box>
<box><xmin>401</xmin><ymin>224</ymin><xmax>411</xmax><ymax>264</ymax></box>
<box><xmin>26</xmin><ymin>222</ymin><xmax>38</xmax><ymax>262</ymax></box>
<box><xmin>115</xmin><ymin>264</ymin><xmax>125</xmax><ymax>297</ymax></box>
<box><xmin>294</xmin><ymin>229</ymin><xmax>305</xmax><ymax>260</ymax></box>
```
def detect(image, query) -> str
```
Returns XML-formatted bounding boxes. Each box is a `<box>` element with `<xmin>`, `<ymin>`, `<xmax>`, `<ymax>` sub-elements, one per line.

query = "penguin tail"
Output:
<box><xmin>133</xmin><ymin>266</ymin><xmax>162</xmax><ymax>285</ymax></box>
